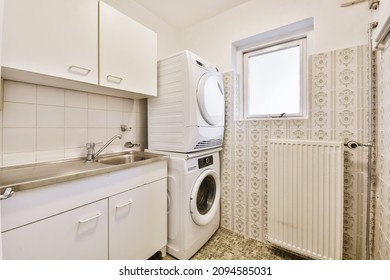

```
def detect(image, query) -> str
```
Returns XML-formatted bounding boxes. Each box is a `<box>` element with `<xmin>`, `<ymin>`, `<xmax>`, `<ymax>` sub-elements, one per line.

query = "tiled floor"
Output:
<box><xmin>164</xmin><ymin>227</ymin><xmax>303</xmax><ymax>260</ymax></box>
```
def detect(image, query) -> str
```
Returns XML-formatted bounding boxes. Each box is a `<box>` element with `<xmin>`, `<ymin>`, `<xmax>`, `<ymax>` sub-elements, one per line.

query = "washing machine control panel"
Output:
<box><xmin>198</xmin><ymin>155</ymin><xmax>213</xmax><ymax>169</ymax></box>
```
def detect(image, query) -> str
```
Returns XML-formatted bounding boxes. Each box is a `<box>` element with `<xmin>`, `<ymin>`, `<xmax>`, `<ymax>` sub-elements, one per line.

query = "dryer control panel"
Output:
<box><xmin>198</xmin><ymin>155</ymin><xmax>213</xmax><ymax>169</ymax></box>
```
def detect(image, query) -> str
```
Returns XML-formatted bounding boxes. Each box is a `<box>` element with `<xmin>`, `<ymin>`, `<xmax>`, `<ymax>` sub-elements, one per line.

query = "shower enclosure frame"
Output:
<box><xmin>366</xmin><ymin>21</ymin><xmax>377</xmax><ymax>260</ymax></box>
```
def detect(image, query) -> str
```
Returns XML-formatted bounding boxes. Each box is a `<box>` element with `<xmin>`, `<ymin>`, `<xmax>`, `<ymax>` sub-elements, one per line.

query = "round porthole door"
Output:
<box><xmin>190</xmin><ymin>169</ymin><xmax>220</xmax><ymax>226</ymax></box>
<box><xmin>196</xmin><ymin>74</ymin><xmax>225</xmax><ymax>126</ymax></box>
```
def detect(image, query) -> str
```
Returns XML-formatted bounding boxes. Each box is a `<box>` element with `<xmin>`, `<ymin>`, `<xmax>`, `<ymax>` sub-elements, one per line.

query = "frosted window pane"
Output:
<box><xmin>247</xmin><ymin>46</ymin><xmax>300</xmax><ymax>116</ymax></box>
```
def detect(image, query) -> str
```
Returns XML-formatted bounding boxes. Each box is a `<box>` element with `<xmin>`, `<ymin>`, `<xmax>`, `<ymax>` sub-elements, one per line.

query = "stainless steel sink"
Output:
<box><xmin>97</xmin><ymin>152</ymin><xmax>151</xmax><ymax>165</ymax></box>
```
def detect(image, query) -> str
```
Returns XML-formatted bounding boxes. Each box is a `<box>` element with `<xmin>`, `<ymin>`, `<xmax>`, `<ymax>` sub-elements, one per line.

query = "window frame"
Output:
<box><xmin>242</xmin><ymin>37</ymin><xmax>307</xmax><ymax>119</ymax></box>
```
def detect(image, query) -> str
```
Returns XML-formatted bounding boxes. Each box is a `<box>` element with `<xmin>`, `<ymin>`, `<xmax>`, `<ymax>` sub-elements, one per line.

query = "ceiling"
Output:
<box><xmin>134</xmin><ymin>0</ymin><xmax>250</xmax><ymax>31</ymax></box>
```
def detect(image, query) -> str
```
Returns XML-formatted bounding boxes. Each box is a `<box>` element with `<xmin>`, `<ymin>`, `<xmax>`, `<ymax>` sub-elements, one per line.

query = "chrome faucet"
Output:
<box><xmin>86</xmin><ymin>134</ymin><xmax>122</xmax><ymax>161</ymax></box>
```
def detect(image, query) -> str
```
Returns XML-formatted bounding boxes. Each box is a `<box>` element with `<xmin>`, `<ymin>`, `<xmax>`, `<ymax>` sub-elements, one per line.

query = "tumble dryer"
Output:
<box><xmin>148</xmin><ymin>50</ymin><xmax>225</xmax><ymax>153</ymax></box>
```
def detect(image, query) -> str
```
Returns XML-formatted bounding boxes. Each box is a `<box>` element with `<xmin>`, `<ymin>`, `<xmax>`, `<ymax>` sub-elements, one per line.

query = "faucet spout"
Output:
<box><xmin>89</xmin><ymin>134</ymin><xmax>122</xmax><ymax>161</ymax></box>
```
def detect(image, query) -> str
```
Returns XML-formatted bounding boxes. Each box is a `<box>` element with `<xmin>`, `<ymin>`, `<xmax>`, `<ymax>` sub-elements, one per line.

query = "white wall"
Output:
<box><xmin>178</xmin><ymin>0</ymin><xmax>371</xmax><ymax>71</ymax></box>
<box><xmin>103</xmin><ymin>0</ymin><xmax>371</xmax><ymax>70</ymax></box>
<box><xmin>103</xmin><ymin>0</ymin><xmax>181</xmax><ymax>59</ymax></box>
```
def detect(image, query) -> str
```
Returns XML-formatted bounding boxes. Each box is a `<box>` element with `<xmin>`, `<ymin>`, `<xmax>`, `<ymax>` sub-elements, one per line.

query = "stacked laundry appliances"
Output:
<box><xmin>147</xmin><ymin>50</ymin><xmax>225</xmax><ymax>259</ymax></box>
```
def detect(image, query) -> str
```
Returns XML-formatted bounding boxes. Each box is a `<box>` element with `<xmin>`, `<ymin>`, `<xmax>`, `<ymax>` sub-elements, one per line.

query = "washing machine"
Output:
<box><xmin>148</xmin><ymin>50</ymin><xmax>225</xmax><ymax>153</ymax></box>
<box><xmin>148</xmin><ymin>148</ymin><xmax>221</xmax><ymax>259</ymax></box>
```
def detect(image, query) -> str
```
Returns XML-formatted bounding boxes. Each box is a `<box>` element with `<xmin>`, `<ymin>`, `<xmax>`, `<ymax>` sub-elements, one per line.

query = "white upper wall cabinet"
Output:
<box><xmin>2</xmin><ymin>0</ymin><xmax>99</xmax><ymax>84</ymax></box>
<box><xmin>1</xmin><ymin>0</ymin><xmax>157</xmax><ymax>98</ymax></box>
<box><xmin>100</xmin><ymin>2</ymin><xmax>157</xmax><ymax>96</ymax></box>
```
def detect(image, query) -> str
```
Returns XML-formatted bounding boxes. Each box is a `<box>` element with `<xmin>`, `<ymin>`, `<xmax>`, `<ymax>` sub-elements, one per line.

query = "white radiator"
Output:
<box><xmin>267</xmin><ymin>139</ymin><xmax>344</xmax><ymax>260</ymax></box>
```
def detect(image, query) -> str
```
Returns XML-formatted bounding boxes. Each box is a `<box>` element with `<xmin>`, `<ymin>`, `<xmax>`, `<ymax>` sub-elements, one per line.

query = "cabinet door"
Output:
<box><xmin>109</xmin><ymin>179</ymin><xmax>167</xmax><ymax>259</ymax></box>
<box><xmin>2</xmin><ymin>199</ymin><xmax>108</xmax><ymax>260</ymax></box>
<box><xmin>2</xmin><ymin>0</ymin><xmax>98</xmax><ymax>84</ymax></box>
<box><xmin>99</xmin><ymin>1</ymin><xmax>157</xmax><ymax>96</ymax></box>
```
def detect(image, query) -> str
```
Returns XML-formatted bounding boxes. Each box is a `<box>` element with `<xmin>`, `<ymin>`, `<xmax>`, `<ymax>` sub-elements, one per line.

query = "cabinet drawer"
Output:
<box><xmin>2</xmin><ymin>199</ymin><xmax>108</xmax><ymax>260</ymax></box>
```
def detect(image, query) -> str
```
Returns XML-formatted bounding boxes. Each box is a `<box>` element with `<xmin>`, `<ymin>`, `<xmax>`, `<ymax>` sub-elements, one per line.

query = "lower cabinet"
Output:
<box><xmin>2</xmin><ymin>199</ymin><xmax>108</xmax><ymax>260</ymax></box>
<box><xmin>1</xmin><ymin>168</ymin><xmax>167</xmax><ymax>260</ymax></box>
<box><xmin>109</xmin><ymin>180</ymin><xmax>167</xmax><ymax>259</ymax></box>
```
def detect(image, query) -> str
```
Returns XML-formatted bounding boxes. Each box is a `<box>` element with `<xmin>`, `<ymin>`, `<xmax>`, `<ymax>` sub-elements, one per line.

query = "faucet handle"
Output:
<box><xmin>124</xmin><ymin>141</ymin><xmax>140</xmax><ymax>148</ymax></box>
<box><xmin>86</xmin><ymin>142</ymin><xmax>95</xmax><ymax>149</ymax></box>
<box><xmin>85</xmin><ymin>142</ymin><xmax>96</xmax><ymax>162</ymax></box>
<box><xmin>86</xmin><ymin>142</ymin><xmax>104</xmax><ymax>148</ymax></box>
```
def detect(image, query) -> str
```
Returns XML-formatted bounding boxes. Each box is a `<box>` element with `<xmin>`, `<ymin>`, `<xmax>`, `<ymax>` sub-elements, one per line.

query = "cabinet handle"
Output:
<box><xmin>68</xmin><ymin>65</ymin><xmax>91</xmax><ymax>75</ymax></box>
<box><xmin>79</xmin><ymin>212</ymin><xmax>102</xmax><ymax>223</ymax></box>
<box><xmin>106</xmin><ymin>75</ymin><xmax>123</xmax><ymax>84</ymax></box>
<box><xmin>116</xmin><ymin>200</ymin><xmax>133</xmax><ymax>209</ymax></box>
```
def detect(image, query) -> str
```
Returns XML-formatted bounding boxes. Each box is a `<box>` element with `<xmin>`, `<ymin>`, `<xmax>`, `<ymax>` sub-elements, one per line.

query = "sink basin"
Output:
<box><xmin>97</xmin><ymin>153</ymin><xmax>151</xmax><ymax>165</ymax></box>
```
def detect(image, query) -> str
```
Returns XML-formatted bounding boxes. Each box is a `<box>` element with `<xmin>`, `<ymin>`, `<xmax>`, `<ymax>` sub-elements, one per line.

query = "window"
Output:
<box><xmin>242</xmin><ymin>37</ymin><xmax>307</xmax><ymax>119</ymax></box>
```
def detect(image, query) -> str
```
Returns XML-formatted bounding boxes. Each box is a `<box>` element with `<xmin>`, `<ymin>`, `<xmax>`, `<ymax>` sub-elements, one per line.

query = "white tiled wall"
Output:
<box><xmin>374</xmin><ymin>34</ymin><xmax>390</xmax><ymax>260</ymax></box>
<box><xmin>0</xmin><ymin>80</ymin><xmax>148</xmax><ymax>167</ymax></box>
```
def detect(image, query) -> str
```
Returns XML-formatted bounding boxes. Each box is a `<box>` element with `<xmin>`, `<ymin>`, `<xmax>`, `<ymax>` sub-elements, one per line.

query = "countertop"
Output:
<box><xmin>0</xmin><ymin>151</ymin><xmax>167</xmax><ymax>193</ymax></box>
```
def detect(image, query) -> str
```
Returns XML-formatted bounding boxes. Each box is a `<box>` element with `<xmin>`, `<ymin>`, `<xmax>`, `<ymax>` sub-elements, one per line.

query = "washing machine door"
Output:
<box><xmin>190</xmin><ymin>169</ymin><xmax>220</xmax><ymax>226</ymax></box>
<box><xmin>197</xmin><ymin>73</ymin><xmax>225</xmax><ymax>126</ymax></box>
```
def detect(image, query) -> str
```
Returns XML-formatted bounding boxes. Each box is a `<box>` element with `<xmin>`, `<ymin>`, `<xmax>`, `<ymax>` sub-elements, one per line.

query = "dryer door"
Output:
<box><xmin>197</xmin><ymin>74</ymin><xmax>225</xmax><ymax>126</ymax></box>
<box><xmin>190</xmin><ymin>169</ymin><xmax>220</xmax><ymax>226</ymax></box>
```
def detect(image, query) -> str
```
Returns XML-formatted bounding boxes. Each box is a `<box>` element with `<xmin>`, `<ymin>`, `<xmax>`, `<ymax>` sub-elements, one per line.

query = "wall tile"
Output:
<box><xmin>37</xmin><ymin>128</ymin><xmax>65</xmax><ymax>151</ymax></box>
<box><xmin>122</xmin><ymin>112</ymin><xmax>137</xmax><ymax>128</ymax></box>
<box><xmin>137</xmin><ymin>112</ymin><xmax>148</xmax><ymax>128</ymax></box>
<box><xmin>3</xmin><ymin>81</ymin><xmax>36</xmax><ymax>103</ymax></box>
<box><xmin>136</xmin><ymin>131</ymin><xmax>145</xmax><ymax>147</ymax></box>
<box><xmin>65</xmin><ymin>107</ymin><xmax>88</xmax><ymax>128</ymax></box>
<box><xmin>37</xmin><ymin>105</ymin><xmax>64</xmax><ymax>128</ymax></box>
<box><xmin>0</xmin><ymin>83</ymin><xmax>146</xmax><ymax>167</ymax></box>
<box><xmin>2</xmin><ymin>152</ymin><xmax>36</xmax><ymax>167</ymax></box>
<box><xmin>37</xmin><ymin>85</ymin><xmax>64</xmax><ymax>106</ymax></box>
<box><xmin>65</xmin><ymin>90</ymin><xmax>88</xmax><ymax>108</ymax></box>
<box><xmin>374</xmin><ymin>33</ymin><xmax>390</xmax><ymax>260</ymax></box>
<box><xmin>88</xmin><ymin>127</ymin><xmax>107</xmax><ymax>144</ymax></box>
<box><xmin>221</xmin><ymin>43</ymin><xmax>373</xmax><ymax>259</ymax></box>
<box><xmin>122</xmin><ymin>98</ymin><xmax>136</xmax><ymax>113</ymax></box>
<box><xmin>136</xmin><ymin>99</ymin><xmax>147</xmax><ymax>113</ymax></box>
<box><xmin>65</xmin><ymin>128</ymin><xmax>88</xmax><ymax>149</ymax></box>
<box><xmin>88</xmin><ymin>109</ymin><xmax>107</xmax><ymax>128</ymax></box>
<box><xmin>107</xmin><ymin>96</ymin><xmax>123</xmax><ymax>111</ymax></box>
<box><xmin>107</xmin><ymin>111</ymin><xmax>123</xmax><ymax>128</ymax></box>
<box><xmin>3</xmin><ymin>127</ymin><xmax>36</xmax><ymax>154</ymax></box>
<box><xmin>88</xmin><ymin>94</ymin><xmax>107</xmax><ymax>110</ymax></box>
<box><xmin>65</xmin><ymin>148</ymin><xmax>85</xmax><ymax>160</ymax></box>
<box><xmin>37</xmin><ymin>150</ymin><xmax>64</xmax><ymax>162</ymax></box>
<box><xmin>3</xmin><ymin>102</ymin><xmax>36</xmax><ymax>128</ymax></box>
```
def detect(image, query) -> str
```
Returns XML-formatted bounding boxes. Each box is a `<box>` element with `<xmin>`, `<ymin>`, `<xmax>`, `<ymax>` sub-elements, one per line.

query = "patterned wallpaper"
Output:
<box><xmin>221</xmin><ymin>44</ymin><xmax>372</xmax><ymax>260</ymax></box>
<box><xmin>374</xmin><ymin>35</ymin><xmax>390</xmax><ymax>260</ymax></box>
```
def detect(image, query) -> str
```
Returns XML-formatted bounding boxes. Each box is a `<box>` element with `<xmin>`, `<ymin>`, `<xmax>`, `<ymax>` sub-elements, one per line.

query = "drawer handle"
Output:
<box><xmin>116</xmin><ymin>200</ymin><xmax>133</xmax><ymax>209</ymax></box>
<box><xmin>106</xmin><ymin>74</ymin><xmax>123</xmax><ymax>84</ymax></box>
<box><xmin>68</xmin><ymin>65</ymin><xmax>91</xmax><ymax>75</ymax></box>
<box><xmin>79</xmin><ymin>213</ymin><xmax>102</xmax><ymax>223</ymax></box>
